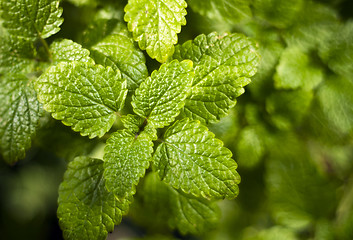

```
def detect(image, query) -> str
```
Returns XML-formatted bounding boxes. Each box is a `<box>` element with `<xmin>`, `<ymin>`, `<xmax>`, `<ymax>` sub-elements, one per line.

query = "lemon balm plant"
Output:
<box><xmin>0</xmin><ymin>0</ymin><xmax>259</xmax><ymax>239</ymax></box>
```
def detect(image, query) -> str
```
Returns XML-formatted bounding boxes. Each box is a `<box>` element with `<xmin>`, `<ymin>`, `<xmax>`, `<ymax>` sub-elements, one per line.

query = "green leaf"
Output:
<box><xmin>253</xmin><ymin>0</ymin><xmax>303</xmax><ymax>29</ymax></box>
<box><xmin>35</xmin><ymin>61</ymin><xmax>127</xmax><ymax>138</ymax></box>
<box><xmin>188</xmin><ymin>0</ymin><xmax>252</xmax><ymax>24</ymax></box>
<box><xmin>317</xmin><ymin>75</ymin><xmax>353</xmax><ymax>134</ymax></box>
<box><xmin>0</xmin><ymin>0</ymin><xmax>63</xmax><ymax>39</ymax></box>
<box><xmin>266</xmin><ymin>90</ymin><xmax>313</xmax><ymax>130</ymax></box>
<box><xmin>173</xmin><ymin>32</ymin><xmax>259</xmax><ymax>124</ymax></box>
<box><xmin>319</xmin><ymin>21</ymin><xmax>353</xmax><ymax>80</ymax></box>
<box><xmin>132</xmin><ymin>60</ymin><xmax>194</xmax><ymax>129</ymax></box>
<box><xmin>274</xmin><ymin>47</ymin><xmax>323</xmax><ymax>90</ymax></box>
<box><xmin>0</xmin><ymin>74</ymin><xmax>41</xmax><ymax>164</ymax></box>
<box><xmin>104</xmin><ymin>130</ymin><xmax>153</xmax><ymax>198</ymax></box>
<box><xmin>236</xmin><ymin>126</ymin><xmax>265</xmax><ymax>169</ymax></box>
<box><xmin>153</xmin><ymin>118</ymin><xmax>240</xmax><ymax>200</ymax></box>
<box><xmin>90</xmin><ymin>23</ymin><xmax>148</xmax><ymax>91</ymax></box>
<box><xmin>50</xmin><ymin>39</ymin><xmax>94</xmax><ymax>64</ymax></box>
<box><xmin>124</xmin><ymin>0</ymin><xmax>187</xmax><ymax>62</ymax></box>
<box><xmin>168</xmin><ymin>187</ymin><xmax>220</xmax><ymax>234</ymax></box>
<box><xmin>140</xmin><ymin>172</ymin><xmax>220</xmax><ymax>234</ymax></box>
<box><xmin>0</xmin><ymin>35</ymin><xmax>36</xmax><ymax>74</ymax></box>
<box><xmin>58</xmin><ymin>156</ymin><xmax>131</xmax><ymax>240</ymax></box>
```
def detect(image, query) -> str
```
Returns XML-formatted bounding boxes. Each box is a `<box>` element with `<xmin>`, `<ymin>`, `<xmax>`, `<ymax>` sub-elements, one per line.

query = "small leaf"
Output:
<box><xmin>0</xmin><ymin>74</ymin><xmax>41</xmax><ymax>164</ymax></box>
<box><xmin>173</xmin><ymin>32</ymin><xmax>259</xmax><ymax>124</ymax></box>
<box><xmin>168</xmin><ymin>187</ymin><xmax>220</xmax><ymax>234</ymax></box>
<box><xmin>124</xmin><ymin>0</ymin><xmax>187</xmax><ymax>62</ymax></box>
<box><xmin>104</xmin><ymin>130</ymin><xmax>153</xmax><ymax>198</ymax></box>
<box><xmin>274</xmin><ymin>47</ymin><xmax>323</xmax><ymax>90</ymax></box>
<box><xmin>58</xmin><ymin>156</ymin><xmax>131</xmax><ymax>240</ymax></box>
<box><xmin>0</xmin><ymin>35</ymin><xmax>36</xmax><ymax>74</ymax></box>
<box><xmin>50</xmin><ymin>39</ymin><xmax>94</xmax><ymax>64</ymax></box>
<box><xmin>91</xmin><ymin>23</ymin><xmax>148</xmax><ymax>91</ymax></box>
<box><xmin>153</xmin><ymin>118</ymin><xmax>240</xmax><ymax>200</ymax></box>
<box><xmin>188</xmin><ymin>0</ymin><xmax>252</xmax><ymax>24</ymax></box>
<box><xmin>141</xmin><ymin>172</ymin><xmax>220</xmax><ymax>234</ymax></box>
<box><xmin>132</xmin><ymin>60</ymin><xmax>194</xmax><ymax>129</ymax></box>
<box><xmin>0</xmin><ymin>0</ymin><xmax>63</xmax><ymax>39</ymax></box>
<box><xmin>35</xmin><ymin>61</ymin><xmax>127</xmax><ymax>138</ymax></box>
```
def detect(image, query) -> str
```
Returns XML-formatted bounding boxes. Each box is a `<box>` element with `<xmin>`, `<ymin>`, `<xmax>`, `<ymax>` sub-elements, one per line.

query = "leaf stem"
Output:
<box><xmin>38</xmin><ymin>34</ymin><xmax>52</xmax><ymax>61</ymax></box>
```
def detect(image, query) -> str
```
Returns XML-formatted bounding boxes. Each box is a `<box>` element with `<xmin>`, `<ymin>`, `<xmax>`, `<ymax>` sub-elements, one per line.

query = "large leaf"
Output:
<box><xmin>0</xmin><ymin>35</ymin><xmax>36</xmax><ymax>74</ymax></box>
<box><xmin>103</xmin><ymin>130</ymin><xmax>153</xmax><ymax>198</ymax></box>
<box><xmin>91</xmin><ymin>23</ymin><xmax>148</xmax><ymax>91</ymax></box>
<box><xmin>58</xmin><ymin>156</ymin><xmax>131</xmax><ymax>240</ymax></box>
<box><xmin>0</xmin><ymin>74</ymin><xmax>41</xmax><ymax>164</ymax></box>
<box><xmin>124</xmin><ymin>0</ymin><xmax>187</xmax><ymax>62</ymax></box>
<box><xmin>132</xmin><ymin>60</ymin><xmax>194</xmax><ymax>128</ymax></box>
<box><xmin>188</xmin><ymin>0</ymin><xmax>251</xmax><ymax>24</ymax></box>
<box><xmin>50</xmin><ymin>39</ymin><xmax>94</xmax><ymax>64</ymax></box>
<box><xmin>173</xmin><ymin>32</ymin><xmax>259</xmax><ymax>124</ymax></box>
<box><xmin>35</xmin><ymin>61</ymin><xmax>127</xmax><ymax>138</ymax></box>
<box><xmin>0</xmin><ymin>0</ymin><xmax>63</xmax><ymax>39</ymax></box>
<box><xmin>153</xmin><ymin>118</ymin><xmax>240</xmax><ymax>200</ymax></box>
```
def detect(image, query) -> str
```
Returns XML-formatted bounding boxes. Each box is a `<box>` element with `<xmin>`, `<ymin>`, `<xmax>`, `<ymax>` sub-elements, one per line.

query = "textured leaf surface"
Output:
<box><xmin>35</xmin><ymin>62</ymin><xmax>127</xmax><ymax>138</ymax></box>
<box><xmin>0</xmin><ymin>74</ymin><xmax>41</xmax><ymax>164</ymax></box>
<box><xmin>274</xmin><ymin>47</ymin><xmax>323</xmax><ymax>90</ymax></box>
<box><xmin>0</xmin><ymin>36</ymin><xmax>36</xmax><ymax>74</ymax></box>
<box><xmin>58</xmin><ymin>157</ymin><xmax>131</xmax><ymax>240</ymax></box>
<box><xmin>153</xmin><ymin>118</ymin><xmax>240</xmax><ymax>199</ymax></box>
<box><xmin>91</xmin><ymin>23</ymin><xmax>148</xmax><ymax>91</ymax></box>
<box><xmin>50</xmin><ymin>39</ymin><xmax>94</xmax><ymax>64</ymax></box>
<box><xmin>188</xmin><ymin>0</ymin><xmax>251</xmax><ymax>23</ymax></box>
<box><xmin>104</xmin><ymin>130</ymin><xmax>153</xmax><ymax>198</ymax></box>
<box><xmin>142</xmin><ymin>172</ymin><xmax>220</xmax><ymax>234</ymax></box>
<box><xmin>0</xmin><ymin>0</ymin><xmax>63</xmax><ymax>39</ymax></box>
<box><xmin>124</xmin><ymin>0</ymin><xmax>187</xmax><ymax>62</ymax></box>
<box><xmin>173</xmin><ymin>32</ymin><xmax>259</xmax><ymax>124</ymax></box>
<box><xmin>132</xmin><ymin>60</ymin><xmax>194</xmax><ymax>128</ymax></box>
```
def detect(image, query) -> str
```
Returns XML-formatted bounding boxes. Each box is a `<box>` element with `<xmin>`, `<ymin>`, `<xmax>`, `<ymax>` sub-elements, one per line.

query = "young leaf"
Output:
<box><xmin>90</xmin><ymin>23</ymin><xmax>148</xmax><ymax>91</ymax></box>
<box><xmin>0</xmin><ymin>0</ymin><xmax>63</xmax><ymax>39</ymax></box>
<box><xmin>168</xmin><ymin>187</ymin><xmax>220</xmax><ymax>234</ymax></box>
<box><xmin>141</xmin><ymin>172</ymin><xmax>220</xmax><ymax>235</ymax></box>
<box><xmin>0</xmin><ymin>35</ymin><xmax>36</xmax><ymax>74</ymax></box>
<box><xmin>173</xmin><ymin>32</ymin><xmax>259</xmax><ymax>124</ymax></box>
<box><xmin>0</xmin><ymin>74</ymin><xmax>41</xmax><ymax>164</ymax></box>
<box><xmin>188</xmin><ymin>0</ymin><xmax>252</xmax><ymax>24</ymax></box>
<box><xmin>35</xmin><ymin>62</ymin><xmax>127</xmax><ymax>138</ymax></box>
<box><xmin>124</xmin><ymin>0</ymin><xmax>187</xmax><ymax>62</ymax></box>
<box><xmin>104</xmin><ymin>130</ymin><xmax>153</xmax><ymax>198</ymax></box>
<box><xmin>153</xmin><ymin>118</ymin><xmax>240</xmax><ymax>200</ymax></box>
<box><xmin>274</xmin><ymin>47</ymin><xmax>323</xmax><ymax>90</ymax></box>
<box><xmin>132</xmin><ymin>60</ymin><xmax>194</xmax><ymax>129</ymax></box>
<box><xmin>50</xmin><ymin>39</ymin><xmax>94</xmax><ymax>64</ymax></box>
<box><xmin>58</xmin><ymin>156</ymin><xmax>131</xmax><ymax>240</ymax></box>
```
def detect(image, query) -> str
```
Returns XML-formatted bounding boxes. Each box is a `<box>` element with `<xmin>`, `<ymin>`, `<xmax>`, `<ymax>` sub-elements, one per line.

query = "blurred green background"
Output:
<box><xmin>1</xmin><ymin>0</ymin><xmax>353</xmax><ymax>239</ymax></box>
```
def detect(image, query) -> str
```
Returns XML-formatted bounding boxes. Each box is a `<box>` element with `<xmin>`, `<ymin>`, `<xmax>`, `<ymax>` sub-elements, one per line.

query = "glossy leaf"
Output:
<box><xmin>132</xmin><ymin>60</ymin><xmax>194</xmax><ymax>128</ymax></box>
<box><xmin>153</xmin><ymin>118</ymin><xmax>240</xmax><ymax>200</ymax></box>
<box><xmin>58</xmin><ymin>157</ymin><xmax>131</xmax><ymax>240</ymax></box>
<box><xmin>0</xmin><ymin>0</ymin><xmax>63</xmax><ymax>39</ymax></box>
<box><xmin>0</xmin><ymin>36</ymin><xmax>36</xmax><ymax>74</ymax></box>
<box><xmin>104</xmin><ymin>130</ymin><xmax>153</xmax><ymax>198</ymax></box>
<box><xmin>124</xmin><ymin>0</ymin><xmax>187</xmax><ymax>62</ymax></box>
<box><xmin>173</xmin><ymin>32</ymin><xmax>259</xmax><ymax>124</ymax></box>
<box><xmin>91</xmin><ymin>23</ymin><xmax>148</xmax><ymax>91</ymax></box>
<box><xmin>0</xmin><ymin>74</ymin><xmax>41</xmax><ymax>164</ymax></box>
<box><xmin>35</xmin><ymin>61</ymin><xmax>127</xmax><ymax>138</ymax></box>
<box><xmin>50</xmin><ymin>39</ymin><xmax>94</xmax><ymax>64</ymax></box>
